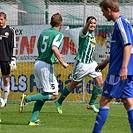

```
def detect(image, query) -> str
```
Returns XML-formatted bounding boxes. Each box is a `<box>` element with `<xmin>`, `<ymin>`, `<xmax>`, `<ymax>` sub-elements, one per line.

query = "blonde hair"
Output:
<box><xmin>99</xmin><ymin>0</ymin><xmax>119</xmax><ymax>12</ymax></box>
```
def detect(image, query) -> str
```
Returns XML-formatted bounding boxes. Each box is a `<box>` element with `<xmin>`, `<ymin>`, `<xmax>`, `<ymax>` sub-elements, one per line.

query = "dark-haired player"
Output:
<box><xmin>55</xmin><ymin>16</ymin><xmax>103</xmax><ymax>114</ymax></box>
<box><xmin>0</xmin><ymin>12</ymin><xmax>16</xmax><ymax>107</ymax></box>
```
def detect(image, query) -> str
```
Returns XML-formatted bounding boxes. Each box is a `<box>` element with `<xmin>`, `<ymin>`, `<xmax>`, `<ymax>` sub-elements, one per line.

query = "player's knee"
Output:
<box><xmin>96</xmin><ymin>81</ymin><xmax>103</xmax><ymax>88</ymax></box>
<box><xmin>2</xmin><ymin>78</ymin><xmax>10</xmax><ymax>86</ymax></box>
<box><xmin>51</xmin><ymin>95</ymin><xmax>58</xmax><ymax>100</ymax></box>
<box><xmin>68</xmin><ymin>81</ymin><xmax>79</xmax><ymax>90</ymax></box>
<box><xmin>95</xmin><ymin>77</ymin><xmax>104</xmax><ymax>87</ymax></box>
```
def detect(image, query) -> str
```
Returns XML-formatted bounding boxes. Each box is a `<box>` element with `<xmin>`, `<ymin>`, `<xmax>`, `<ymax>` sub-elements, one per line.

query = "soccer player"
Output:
<box><xmin>55</xmin><ymin>16</ymin><xmax>103</xmax><ymax>114</ymax></box>
<box><xmin>92</xmin><ymin>0</ymin><xmax>133</xmax><ymax>132</ymax></box>
<box><xmin>19</xmin><ymin>13</ymin><xmax>69</xmax><ymax>126</ymax></box>
<box><xmin>0</xmin><ymin>12</ymin><xmax>16</xmax><ymax>107</ymax></box>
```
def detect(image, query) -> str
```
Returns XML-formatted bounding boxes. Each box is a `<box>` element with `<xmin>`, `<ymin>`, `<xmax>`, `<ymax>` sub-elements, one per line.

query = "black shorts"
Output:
<box><xmin>0</xmin><ymin>61</ymin><xmax>10</xmax><ymax>75</ymax></box>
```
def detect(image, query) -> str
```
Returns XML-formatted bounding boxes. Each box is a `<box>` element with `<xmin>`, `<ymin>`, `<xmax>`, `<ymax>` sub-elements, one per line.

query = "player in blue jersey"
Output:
<box><xmin>19</xmin><ymin>13</ymin><xmax>69</xmax><ymax>126</ymax></box>
<box><xmin>55</xmin><ymin>16</ymin><xmax>103</xmax><ymax>114</ymax></box>
<box><xmin>92</xmin><ymin>0</ymin><xmax>133</xmax><ymax>132</ymax></box>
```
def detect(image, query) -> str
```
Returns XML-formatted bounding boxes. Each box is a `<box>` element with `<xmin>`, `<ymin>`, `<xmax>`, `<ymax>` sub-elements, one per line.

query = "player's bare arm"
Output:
<box><xmin>95</xmin><ymin>57</ymin><xmax>110</xmax><ymax>72</ymax></box>
<box><xmin>55</xmin><ymin>54</ymin><xmax>64</xmax><ymax>62</ymax></box>
<box><xmin>82</xmin><ymin>18</ymin><xmax>92</xmax><ymax>34</ymax></box>
<box><xmin>52</xmin><ymin>46</ymin><xmax>69</xmax><ymax>68</ymax></box>
<box><xmin>120</xmin><ymin>44</ymin><xmax>132</xmax><ymax>81</ymax></box>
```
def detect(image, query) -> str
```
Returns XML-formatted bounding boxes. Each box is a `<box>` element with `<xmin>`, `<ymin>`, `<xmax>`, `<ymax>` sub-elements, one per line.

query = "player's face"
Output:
<box><xmin>0</xmin><ymin>15</ymin><xmax>6</xmax><ymax>27</ymax></box>
<box><xmin>59</xmin><ymin>22</ymin><xmax>62</xmax><ymax>31</ymax></box>
<box><xmin>101</xmin><ymin>7</ymin><xmax>112</xmax><ymax>21</ymax></box>
<box><xmin>88</xmin><ymin>19</ymin><xmax>96</xmax><ymax>32</ymax></box>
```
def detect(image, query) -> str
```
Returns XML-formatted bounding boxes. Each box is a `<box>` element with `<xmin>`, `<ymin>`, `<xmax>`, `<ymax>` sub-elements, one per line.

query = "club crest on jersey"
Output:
<box><xmin>5</xmin><ymin>32</ymin><xmax>9</xmax><ymax>37</ymax></box>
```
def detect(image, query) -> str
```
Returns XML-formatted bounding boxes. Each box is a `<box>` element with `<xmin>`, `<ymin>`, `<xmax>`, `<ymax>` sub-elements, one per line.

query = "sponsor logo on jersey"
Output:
<box><xmin>90</xmin><ymin>39</ymin><xmax>96</xmax><ymax>46</ymax></box>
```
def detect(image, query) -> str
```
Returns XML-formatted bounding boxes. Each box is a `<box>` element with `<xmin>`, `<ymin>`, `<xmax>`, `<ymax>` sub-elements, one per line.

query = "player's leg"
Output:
<box><xmin>28</xmin><ymin>94</ymin><xmax>57</xmax><ymax>126</ymax></box>
<box><xmin>24</xmin><ymin>92</ymin><xmax>53</xmax><ymax>102</ymax></box>
<box><xmin>28</xmin><ymin>100</ymin><xmax>45</xmax><ymax>126</ymax></box>
<box><xmin>55</xmin><ymin>60</ymin><xmax>82</xmax><ymax>114</ymax></box>
<box><xmin>19</xmin><ymin>61</ymin><xmax>42</xmax><ymax>112</ymax></box>
<box><xmin>87</xmin><ymin>76</ymin><xmax>103</xmax><ymax>113</ymax></box>
<box><xmin>1</xmin><ymin>77</ymin><xmax>10</xmax><ymax>105</ymax></box>
<box><xmin>122</xmin><ymin>76</ymin><xmax>133</xmax><ymax>132</ymax></box>
<box><xmin>20</xmin><ymin>61</ymin><xmax>54</xmax><ymax>112</ymax></box>
<box><xmin>55</xmin><ymin>80</ymin><xmax>79</xmax><ymax>114</ymax></box>
<box><xmin>1</xmin><ymin>61</ymin><xmax>10</xmax><ymax>106</ymax></box>
<box><xmin>86</xmin><ymin>61</ymin><xmax>103</xmax><ymax>113</ymax></box>
<box><xmin>92</xmin><ymin>96</ymin><xmax>112</xmax><ymax>133</ymax></box>
<box><xmin>123</xmin><ymin>98</ymin><xmax>133</xmax><ymax>132</ymax></box>
<box><xmin>19</xmin><ymin>91</ymin><xmax>53</xmax><ymax>113</ymax></box>
<box><xmin>93</xmin><ymin>74</ymin><xmax>124</xmax><ymax>132</ymax></box>
<box><xmin>127</xmin><ymin>108</ymin><xmax>133</xmax><ymax>132</ymax></box>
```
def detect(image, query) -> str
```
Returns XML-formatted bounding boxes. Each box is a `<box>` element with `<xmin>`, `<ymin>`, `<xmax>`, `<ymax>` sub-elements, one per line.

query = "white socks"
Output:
<box><xmin>2</xmin><ymin>83</ymin><xmax>10</xmax><ymax>104</ymax></box>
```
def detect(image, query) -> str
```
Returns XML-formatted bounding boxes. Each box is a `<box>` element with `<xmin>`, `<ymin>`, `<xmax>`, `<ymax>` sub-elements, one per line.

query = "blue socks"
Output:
<box><xmin>127</xmin><ymin>108</ymin><xmax>133</xmax><ymax>132</ymax></box>
<box><xmin>92</xmin><ymin>106</ymin><xmax>109</xmax><ymax>133</ymax></box>
<box><xmin>92</xmin><ymin>106</ymin><xmax>133</xmax><ymax>133</ymax></box>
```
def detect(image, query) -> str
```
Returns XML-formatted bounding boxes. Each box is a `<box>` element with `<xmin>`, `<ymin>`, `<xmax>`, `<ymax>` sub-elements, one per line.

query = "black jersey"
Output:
<box><xmin>0</xmin><ymin>25</ymin><xmax>15</xmax><ymax>61</ymax></box>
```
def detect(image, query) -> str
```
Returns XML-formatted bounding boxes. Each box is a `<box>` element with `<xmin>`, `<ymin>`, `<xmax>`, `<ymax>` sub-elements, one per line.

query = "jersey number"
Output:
<box><xmin>51</xmin><ymin>83</ymin><xmax>55</xmax><ymax>90</ymax></box>
<box><xmin>41</xmin><ymin>36</ymin><xmax>49</xmax><ymax>53</ymax></box>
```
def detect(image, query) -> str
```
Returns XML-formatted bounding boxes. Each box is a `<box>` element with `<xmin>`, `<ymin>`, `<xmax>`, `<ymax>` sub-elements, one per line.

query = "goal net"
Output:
<box><xmin>0</xmin><ymin>0</ymin><xmax>133</xmax><ymax>102</ymax></box>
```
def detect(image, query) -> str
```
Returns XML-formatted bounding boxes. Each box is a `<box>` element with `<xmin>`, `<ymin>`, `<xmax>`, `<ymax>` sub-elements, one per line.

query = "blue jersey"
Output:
<box><xmin>108</xmin><ymin>16</ymin><xmax>133</xmax><ymax>75</ymax></box>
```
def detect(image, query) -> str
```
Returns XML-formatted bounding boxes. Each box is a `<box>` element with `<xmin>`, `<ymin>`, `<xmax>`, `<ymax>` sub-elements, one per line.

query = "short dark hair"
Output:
<box><xmin>50</xmin><ymin>13</ymin><xmax>62</xmax><ymax>27</ymax></box>
<box><xmin>0</xmin><ymin>12</ymin><xmax>7</xmax><ymax>19</ymax></box>
<box><xmin>86</xmin><ymin>16</ymin><xmax>96</xmax><ymax>23</ymax></box>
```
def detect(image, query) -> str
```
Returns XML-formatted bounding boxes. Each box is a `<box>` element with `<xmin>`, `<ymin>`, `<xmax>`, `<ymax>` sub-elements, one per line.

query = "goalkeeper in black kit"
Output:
<box><xmin>0</xmin><ymin>12</ymin><xmax>16</xmax><ymax>107</ymax></box>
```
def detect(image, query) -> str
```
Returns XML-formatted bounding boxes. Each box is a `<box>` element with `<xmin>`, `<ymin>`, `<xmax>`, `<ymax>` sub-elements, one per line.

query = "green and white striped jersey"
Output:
<box><xmin>75</xmin><ymin>28</ymin><xmax>96</xmax><ymax>64</ymax></box>
<box><xmin>36</xmin><ymin>28</ymin><xmax>64</xmax><ymax>65</ymax></box>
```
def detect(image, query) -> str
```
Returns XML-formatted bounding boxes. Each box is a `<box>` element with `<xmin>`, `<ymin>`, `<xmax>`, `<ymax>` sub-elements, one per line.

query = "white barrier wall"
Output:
<box><xmin>0</xmin><ymin>2</ymin><xmax>133</xmax><ymax>25</ymax></box>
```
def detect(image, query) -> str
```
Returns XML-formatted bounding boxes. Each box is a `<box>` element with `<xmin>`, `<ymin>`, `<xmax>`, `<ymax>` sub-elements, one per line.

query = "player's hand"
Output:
<box><xmin>10</xmin><ymin>57</ymin><xmax>17</xmax><ymax>72</ymax></box>
<box><xmin>87</xmin><ymin>18</ymin><xmax>92</xmax><ymax>25</ymax></box>
<box><xmin>120</xmin><ymin>67</ymin><xmax>127</xmax><ymax>81</ymax></box>
<box><xmin>62</xmin><ymin>62</ymin><xmax>69</xmax><ymax>68</ymax></box>
<box><xmin>95</xmin><ymin>62</ymin><xmax>107</xmax><ymax>72</ymax></box>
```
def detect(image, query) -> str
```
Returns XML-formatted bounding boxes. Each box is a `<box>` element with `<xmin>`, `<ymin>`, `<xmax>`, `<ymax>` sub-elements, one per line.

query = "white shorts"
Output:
<box><xmin>34</xmin><ymin>60</ymin><xmax>58</xmax><ymax>95</ymax></box>
<box><xmin>72</xmin><ymin>60</ymin><xmax>102</xmax><ymax>82</ymax></box>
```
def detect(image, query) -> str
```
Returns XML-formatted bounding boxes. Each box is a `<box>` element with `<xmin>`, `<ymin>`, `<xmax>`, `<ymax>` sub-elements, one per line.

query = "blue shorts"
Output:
<box><xmin>102</xmin><ymin>75</ymin><xmax>133</xmax><ymax>99</ymax></box>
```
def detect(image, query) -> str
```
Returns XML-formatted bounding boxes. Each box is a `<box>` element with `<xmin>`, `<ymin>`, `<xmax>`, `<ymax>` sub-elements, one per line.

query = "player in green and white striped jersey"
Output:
<box><xmin>55</xmin><ymin>16</ymin><xmax>103</xmax><ymax>114</ymax></box>
<box><xmin>75</xmin><ymin>26</ymin><xmax>96</xmax><ymax>64</ymax></box>
<box><xmin>19</xmin><ymin>13</ymin><xmax>69</xmax><ymax>126</ymax></box>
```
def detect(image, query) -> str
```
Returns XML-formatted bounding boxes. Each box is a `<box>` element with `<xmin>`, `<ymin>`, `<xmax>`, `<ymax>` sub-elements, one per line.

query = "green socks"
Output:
<box><xmin>89</xmin><ymin>85</ymin><xmax>101</xmax><ymax>105</ymax></box>
<box><xmin>30</xmin><ymin>100</ymin><xmax>45</xmax><ymax>122</ymax></box>
<box><xmin>28</xmin><ymin>92</ymin><xmax>53</xmax><ymax>122</ymax></box>
<box><xmin>58</xmin><ymin>86</ymin><xmax>71</xmax><ymax>105</ymax></box>
<box><xmin>27</xmin><ymin>92</ymin><xmax>52</xmax><ymax>102</ymax></box>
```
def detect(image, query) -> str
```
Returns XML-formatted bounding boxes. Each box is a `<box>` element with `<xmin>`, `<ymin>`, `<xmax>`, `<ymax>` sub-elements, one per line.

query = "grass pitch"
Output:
<box><xmin>0</xmin><ymin>102</ymin><xmax>131</xmax><ymax>133</ymax></box>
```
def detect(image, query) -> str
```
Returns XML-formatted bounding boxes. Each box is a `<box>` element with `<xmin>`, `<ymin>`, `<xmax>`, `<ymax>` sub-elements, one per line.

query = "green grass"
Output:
<box><xmin>0</xmin><ymin>102</ymin><xmax>131</xmax><ymax>133</ymax></box>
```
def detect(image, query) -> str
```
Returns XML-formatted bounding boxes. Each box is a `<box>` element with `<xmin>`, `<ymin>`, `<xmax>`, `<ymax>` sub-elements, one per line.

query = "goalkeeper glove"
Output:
<box><xmin>10</xmin><ymin>56</ymin><xmax>17</xmax><ymax>72</ymax></box>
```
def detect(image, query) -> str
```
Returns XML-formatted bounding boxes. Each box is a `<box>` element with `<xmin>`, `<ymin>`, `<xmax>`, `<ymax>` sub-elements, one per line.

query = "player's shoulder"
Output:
<box><xmin>50</xmin><ymin>28</ymin><xmax>63</xmax><ymax>38</ymax></box>
<box><xmin>6</xmin><ymin>25</ymin><xmax>15</xmax><ymax>33</ymax></box>
<box><xmin>116</xmin><ymin>16</ymin><xmax>131</xmax><ymax>26</ymax></box>
<box><xmin>42</xmin><ymin>28</ymin><xmax>61</xmax><ymax>34</ymax></box>
<box><xmin>79</xmin><ymin>27</ymin><xmax>86</xmax><ymax>38</ymax></box>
